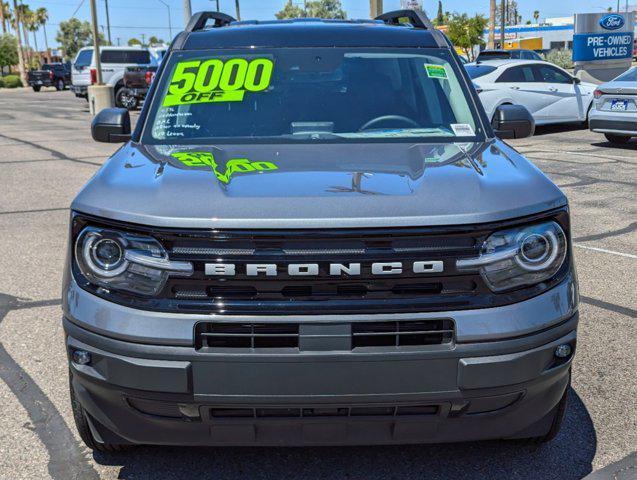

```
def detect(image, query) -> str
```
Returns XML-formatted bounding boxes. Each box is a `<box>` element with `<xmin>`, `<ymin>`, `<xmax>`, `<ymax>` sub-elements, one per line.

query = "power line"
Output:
<box><xmin>70</xmin><ymin>0</ymin><xmax>86</xmax><ymax>18</ymax></box>
<box><xmin>48</xmin><ymin>22</ymin><xmax>172</xmax><ymax>29</ymax></box>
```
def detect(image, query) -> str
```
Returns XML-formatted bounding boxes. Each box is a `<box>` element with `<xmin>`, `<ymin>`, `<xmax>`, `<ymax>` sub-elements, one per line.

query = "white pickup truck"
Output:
<box><xmin>70</xmin><ymin>46</ymin><xmax>156</xmax><ymax>108</ymax></box>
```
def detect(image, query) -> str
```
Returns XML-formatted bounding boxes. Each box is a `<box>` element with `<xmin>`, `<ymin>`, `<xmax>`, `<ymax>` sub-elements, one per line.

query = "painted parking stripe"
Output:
<box><xmin>574</xmin><ymin>244</ymin><xmax>637</xmax><ymax>259</ymax></box>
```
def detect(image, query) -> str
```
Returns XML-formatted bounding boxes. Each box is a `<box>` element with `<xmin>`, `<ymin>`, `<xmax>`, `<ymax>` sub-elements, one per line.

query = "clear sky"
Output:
<box><xmin>20</xmin><ymin>0</ymin><xmax>629</xmax><ymax>51</ymax></box>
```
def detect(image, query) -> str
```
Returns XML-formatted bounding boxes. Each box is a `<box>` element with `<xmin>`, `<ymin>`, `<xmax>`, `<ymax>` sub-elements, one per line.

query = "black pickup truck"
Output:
<box><xmin>116</xmin><ymin>65</ymin><xmax>158</xmax><ymax>109</ymax></box>
<box><xmin>28</xmin><ymin>63</ymin><xmax>71</xmax><ymax>92</ymax></box>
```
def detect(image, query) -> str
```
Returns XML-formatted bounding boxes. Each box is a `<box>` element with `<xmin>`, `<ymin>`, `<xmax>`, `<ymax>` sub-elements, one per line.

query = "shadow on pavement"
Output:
<box><xmin>94</xmin><ymin>388</ymin><xmax>596</xmax><ymax>480</ymax></box>
<box><xmin>533</xmin><ymin>124</ymin><xmax>588</xmax><ymax>136</ymax></box>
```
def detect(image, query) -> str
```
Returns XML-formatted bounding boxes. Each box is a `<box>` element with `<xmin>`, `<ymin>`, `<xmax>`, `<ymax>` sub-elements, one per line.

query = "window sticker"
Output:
<box><xmin>171</xmin><ymin>151</ymin><xmax>278</xmax><ymax>184</ymax></box>
<box><xmin>450</xmin><ymin>124</ymin><xmax>475</xmax><ymax>136</ymax></box>
<box><xmin>424</xmin><ymin>64</ymin><xmax>448</xmax><ymax>80</ymax></box>
<box><xmin>162</xmin><ymin>57</ymin><xmax>274</xmax><ymax>107</ymax></box>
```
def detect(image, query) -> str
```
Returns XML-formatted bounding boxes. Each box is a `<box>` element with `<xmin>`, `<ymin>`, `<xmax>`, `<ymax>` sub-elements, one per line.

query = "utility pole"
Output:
<box><xmin>89</xmin><ymin>0</ymin><xmax>103</xmax><ymax>85</ymax></box>
<box><xmin>500</xmin><ymin>0</ymin><xmax>505</xmax><ymax>48</ymax></box>
<box><xmin>235</xmin><ymin>0</ymin><xmax>241</xmax><ymax>20</ymax></box>
<box><xmin>11</xmin><ymin>0</ymin><xmax>27</xmax><ymax>85</ymax></box>
<box><xmin>183</xmin><ymin>0</ymin><xmax>192</xmax><ymax>26</ymax></box>
<box><xmin>104</xmin><ymin>0</ymin><xmax>112</xmax><ymax>44</ymax></box>
<box><xmin>215</xmin><ymin>0</ymin><xmax>220</xmax><ymax>11</ymax></box>
<box><xmin>370</xmin><ymin>0</ymin><xmax>383</xmax><ymax>18</ymax></box>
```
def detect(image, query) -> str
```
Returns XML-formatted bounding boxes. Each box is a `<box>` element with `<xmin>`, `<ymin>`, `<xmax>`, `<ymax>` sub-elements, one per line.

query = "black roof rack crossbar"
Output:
<box><xmin>186</xmin><ymin>11</ymin><xmax>236</xmax><ymax>32</ymax></box>
<box><xmin>375</xmin><ymin>9</ymin><xmax>434</xmax><ymax>30</ymax></box>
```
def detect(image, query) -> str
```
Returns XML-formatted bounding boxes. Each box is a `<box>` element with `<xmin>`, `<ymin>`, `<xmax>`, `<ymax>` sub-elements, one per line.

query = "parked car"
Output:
<box><xmin>66</xmin><ymin>10</ymin><xmax>577</xmax><ymax>451</ymax></box>
<box><xmin>476</xmin><ymin>49</ymin><xmax>543</xmax><ymax>62</ymax></box>
<box><xmin>27</xmin><ymin>63</ymin><xmax>71</xmax><ymax>91</ymax></box>
<box><xmin>70</xmin><ymin>46</ymin><xmax>155</xmax><ymax>107</ymax></box>
<box><xmin>589</xmin><ymin>66</ymin><xmax>637</xmax><ymax>144</ymax></box>
<box><xmin>118</xmin><ymin>65</ymin><xmax>158</xmax><ymax>110</ymax></box>
<box><xmin>466</xmin><ymin>59</ymin><xmax>596</xmax><ymax>125</ymax></box>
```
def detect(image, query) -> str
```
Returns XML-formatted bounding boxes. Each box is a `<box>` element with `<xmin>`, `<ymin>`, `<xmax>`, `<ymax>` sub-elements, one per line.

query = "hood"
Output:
<box><xmin>72</xmin><ymin>140</ymin><xmax>566</xmax><ymax>229</ymax></box>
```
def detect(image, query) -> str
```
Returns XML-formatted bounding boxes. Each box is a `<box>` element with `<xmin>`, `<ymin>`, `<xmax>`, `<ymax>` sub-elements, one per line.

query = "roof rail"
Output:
<box><xmin>375</xmin><ymin>9</ymin><xmax>434</xmax><ymax>30</ymax></box>
<box><xmin>185</xmin><ymin>11</ymin><xmax>236</xmax><ymax>32</ymax></box>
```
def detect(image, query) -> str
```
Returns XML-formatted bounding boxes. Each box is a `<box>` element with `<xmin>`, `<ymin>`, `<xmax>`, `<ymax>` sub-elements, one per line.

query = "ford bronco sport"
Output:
<box><xmin>64</xmin><ymin>10</ymin><xmax>578</xmax><ymax>450</ymax></box>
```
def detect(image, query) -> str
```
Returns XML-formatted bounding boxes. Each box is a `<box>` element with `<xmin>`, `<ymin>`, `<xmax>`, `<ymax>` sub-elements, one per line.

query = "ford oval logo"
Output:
<box><xmin>599</xmin><ymin>14</ymin><xmax>625</xmax><ymax>30</ymax></box>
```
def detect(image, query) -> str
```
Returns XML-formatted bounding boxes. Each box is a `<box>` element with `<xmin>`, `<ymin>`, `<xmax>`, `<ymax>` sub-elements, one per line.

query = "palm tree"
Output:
<box><xmin>11</xmin><ymin>0</ymin><xmax>26</xmax><ymax>85</ymax></box>
<box><xmin>34</xmin><ymin>8</ymin><xmax>47</xmax><ymax>46</ymax></box>
<box><xmin>15</xmin><ymin>3</ymin><xmax>31</xmax><ymax>62</ymax></box>
<box><xmin>0</xmin><ymin>2</ymin><xmax>9</xmax><ymax>33</ymax></box>
<box><xmin>488</xmin><ymin>0</ymin><xmax>496</xmax><ymax>49</ymax></box>
<box><xmin>533</xmin><ymin>10</ymin><xmax>539</xmax><ymax>23</ymax></box>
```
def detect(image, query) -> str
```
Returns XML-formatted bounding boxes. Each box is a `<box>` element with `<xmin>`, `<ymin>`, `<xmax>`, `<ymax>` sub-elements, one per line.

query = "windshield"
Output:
<box><xmin>615</xmin><ymin>67</ymin><xmax>637</xmax><ymax>81</ymax></box>
<box><xmin>74</xmin><ymin>49</ymin><xmax>93</xmax><ymax>68</ymax></box>
<box><xmin>465</xmin><ymin>65</ymin><xmax>497</xmax><ymax>79</ymax></box>
<box><xmin>143</xmin><ymin>48</ymin><xmax>483</xmax><ymax>144</ymax></box>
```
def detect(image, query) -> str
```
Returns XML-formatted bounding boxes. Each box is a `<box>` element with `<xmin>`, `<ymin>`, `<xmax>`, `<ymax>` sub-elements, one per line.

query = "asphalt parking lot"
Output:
<box><xmin>0</xmin><ymin>87</ymin><xmax>635</xmax><ymax>480</ymax></box>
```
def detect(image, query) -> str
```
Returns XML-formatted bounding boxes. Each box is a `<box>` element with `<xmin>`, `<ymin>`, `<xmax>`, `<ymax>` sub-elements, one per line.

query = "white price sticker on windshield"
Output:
<box><xmin>451</xmin><ymin>124</ymin><xmax>475</xmax><ymax>136</ymax></box>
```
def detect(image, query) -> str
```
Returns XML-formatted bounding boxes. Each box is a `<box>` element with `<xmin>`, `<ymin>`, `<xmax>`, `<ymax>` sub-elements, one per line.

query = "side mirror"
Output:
<box><xmin>91</xmin><ymin>108</ymin><xmax>131</xmax><ymax>143</ymax></box>
<box><xmin>573</xmin><ymin>77</ymin><xmax>581</xmax><ymax>84</ymax></box>
<box><xmin>491</xmin><ymin>104</ymin><xmax>535</xmax><ymax>139</ymax></box>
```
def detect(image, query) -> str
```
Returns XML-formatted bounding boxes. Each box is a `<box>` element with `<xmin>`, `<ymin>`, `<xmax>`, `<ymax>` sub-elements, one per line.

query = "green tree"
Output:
<box><xmin>128</xmin><ymin>37</ymin><xmax>142</xmax><ymax>46</ymax></box>
<box><xmin>276</xmin><ymin>0</ymin><xmax>346</xmax><ymax>19</ymax></box>
<box><xmin>0</xmin><ymin>32</ymin><xmax>18</xmax><ymax>74</ymax></box>
<box><xmin>275</xmin><ymin>0</ymin><xmax>305</xmax><ymax>19</ymax></box>
<box><xmin>533</xmin><ymin>10</ymin><xmax>539</xmax><ymax>23</ymax></box>
<box><xmin>306</xmin><ymin>0</ymin><xmax>346</xmax><ymax>19</ymax></box>
<box><xmin>55</xmin><ymin>17</ymin><xmax>102</xmax><ymax>59</ymax></box>
<box><xmin>446</xmin><ymin>13</ymin><xmax>487</xmax><ymax>61</ymax></box>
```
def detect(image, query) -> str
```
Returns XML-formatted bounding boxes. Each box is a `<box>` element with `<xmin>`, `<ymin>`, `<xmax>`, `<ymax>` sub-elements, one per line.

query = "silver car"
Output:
<box><xmin>589</xmin><ymin>67</ymin><xmax>637</xmax><ymax>144</ymax></box>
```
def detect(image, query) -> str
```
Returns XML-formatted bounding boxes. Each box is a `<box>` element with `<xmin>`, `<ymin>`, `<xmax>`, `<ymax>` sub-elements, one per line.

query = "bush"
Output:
<box><xmin>544</xmin><ymin>49</ymin><xmax>574</xmax><ymax>70</ymax></box>
<box><xmin>1</xmin><ymin>74</ymin><xmax>23</xmax><ymax>88</ymax></box>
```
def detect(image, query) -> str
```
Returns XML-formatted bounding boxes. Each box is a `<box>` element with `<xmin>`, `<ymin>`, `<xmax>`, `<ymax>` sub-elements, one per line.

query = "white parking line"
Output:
<box><xmin>574</xmin><ymin>244</ymin><xmax>637</xmax><ymax>259</ymax></box>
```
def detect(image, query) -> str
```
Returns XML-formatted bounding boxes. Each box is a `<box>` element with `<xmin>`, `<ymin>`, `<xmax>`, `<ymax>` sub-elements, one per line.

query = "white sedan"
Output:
<box><xmin>466</xmin><ymin>59</ymin><xmax>597</xmax><ymax>126</ymax></box>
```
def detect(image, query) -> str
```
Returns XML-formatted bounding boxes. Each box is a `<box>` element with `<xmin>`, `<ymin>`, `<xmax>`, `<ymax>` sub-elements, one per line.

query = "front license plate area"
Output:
<box><xmin>192</xmin><ymin>358</ymin><xmax>457</xmax><ymax>397</ymax></box>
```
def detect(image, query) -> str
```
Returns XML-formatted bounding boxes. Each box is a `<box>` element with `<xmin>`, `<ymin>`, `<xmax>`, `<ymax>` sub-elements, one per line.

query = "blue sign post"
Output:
<box><xmin>573</xmin><ymin>12</ymin><xmax>635</xmax><ymax>83</ymax></box>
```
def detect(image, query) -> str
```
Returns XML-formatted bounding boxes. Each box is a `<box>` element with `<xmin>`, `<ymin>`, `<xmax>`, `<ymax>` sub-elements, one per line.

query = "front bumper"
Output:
<box><xmin>64</xmin><ymin>277</ymin><xmax>578</xmax><ymax>446</ymax></box>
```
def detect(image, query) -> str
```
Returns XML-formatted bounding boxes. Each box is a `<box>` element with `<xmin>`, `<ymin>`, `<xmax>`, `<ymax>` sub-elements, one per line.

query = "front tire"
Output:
<box><xmin>605</xmin><ymin>133</ymin><xmax>631</xmax><ymax>144</ymax></box>
<box><xmin>32</xmin><ymin>85</ymin><xmax>41</xmax><ymax>92</ymax></box>
<box><xmin>69</xmin><ymin>372</ymin><xmax>128</xmax><ymax>452</ymax></box>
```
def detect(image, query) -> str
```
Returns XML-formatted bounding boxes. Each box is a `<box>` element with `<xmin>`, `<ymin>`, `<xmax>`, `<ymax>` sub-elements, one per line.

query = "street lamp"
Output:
<box><xmin>157</xmin><ymin>0</ymin><xmax>173</xmax><ymax>40</ymax></box>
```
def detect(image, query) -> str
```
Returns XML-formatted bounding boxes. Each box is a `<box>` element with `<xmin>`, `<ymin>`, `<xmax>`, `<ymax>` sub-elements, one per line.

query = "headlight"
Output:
<box><xmin>457</xmin><ymin>221</ymin><xmax>567</xmax><ymax>292</ymax></box>
<box><xmin>75</xmin><ymin>227</ymin><xmax>193</xmax><ymax>296</ymax></box>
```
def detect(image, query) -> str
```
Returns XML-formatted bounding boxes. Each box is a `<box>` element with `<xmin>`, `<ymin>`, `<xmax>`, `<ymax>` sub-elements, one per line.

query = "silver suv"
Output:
<box><xmin>64</xmin><ymin>10</ymin><xmax>578</xmax><ymax>450</ymax></box>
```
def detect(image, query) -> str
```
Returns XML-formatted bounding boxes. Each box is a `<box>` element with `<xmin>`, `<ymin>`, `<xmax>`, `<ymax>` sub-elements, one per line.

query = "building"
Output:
<box><xmin>484</xmin><ymin>13</ymin><xmax>637</xmax><ymax>52</ymax></box>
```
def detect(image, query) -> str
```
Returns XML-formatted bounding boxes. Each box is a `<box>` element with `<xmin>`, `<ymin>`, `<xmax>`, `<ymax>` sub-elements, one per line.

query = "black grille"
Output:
<box><xmin>195</xmin><ymin>319</ymin><xmax>454</xmax><ymax>351</ymax></box>
<box><xmin>72</xmin><ymin>209</ymin><xmax>571</xmax><ymax>314</ymax></box>
<box><xmin>195</xmin><ymin>323</ymin><xmax>299</xmax><ymax>349</ymax></box>
<box><xmin>163</xmin><ymin>228</ymin><xmax>484</xmax><ymax>313</ymax></box>
<box><xmin>352</xmin><ymin>320</ymin><xmax>454</xmax><ymax>348</ymax></box>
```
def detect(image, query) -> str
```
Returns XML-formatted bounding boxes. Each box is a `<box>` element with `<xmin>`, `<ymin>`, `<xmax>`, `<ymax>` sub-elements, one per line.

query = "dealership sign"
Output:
<box><xmin>573</xmin><ymin>12</ymin><xmax>635</xmax><ymax>64</ymax></box>
<box><xmin>572</xmin><ymin>31</ymin><xmax>634</xmax><ymax>61</ymax></box>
